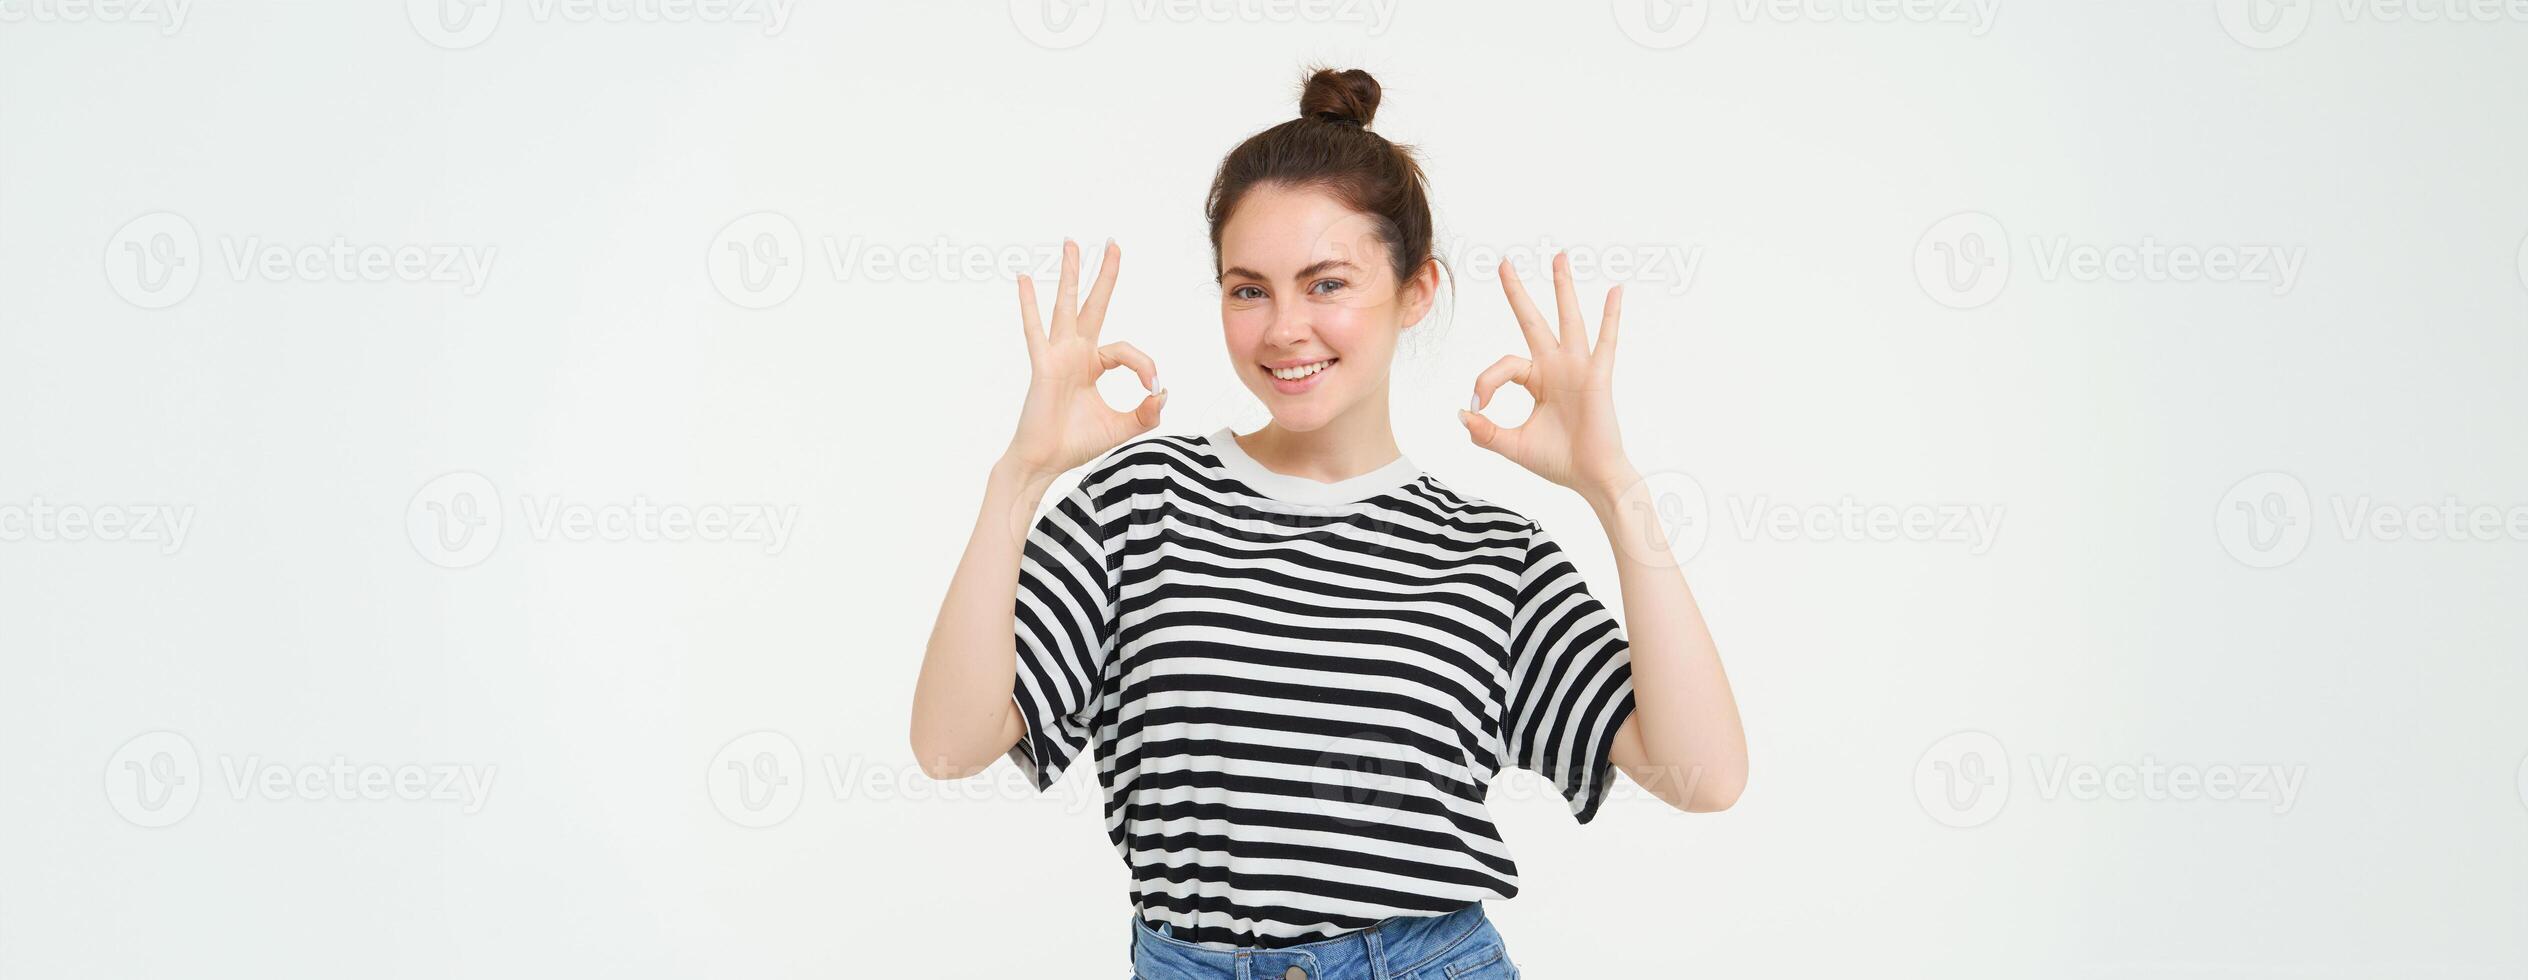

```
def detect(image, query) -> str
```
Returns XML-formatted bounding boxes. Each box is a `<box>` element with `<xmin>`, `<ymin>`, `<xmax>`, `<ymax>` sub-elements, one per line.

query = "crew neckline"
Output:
<box><xmin>1204</xmin><ymin>426</ymin><xmax>1422</xmax><ymax>506</ymax></box>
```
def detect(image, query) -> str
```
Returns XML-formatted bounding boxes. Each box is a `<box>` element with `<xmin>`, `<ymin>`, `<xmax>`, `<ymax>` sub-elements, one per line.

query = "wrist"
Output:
<box><xmin>989</xmin><ymin>455</ymin><xmax>1060</xmax><ymax>502</ymax></box>
<box><xmin>1576</xmin><ymin>462</ymin><xmax>1644</xmax><ymax>512</ymax></box>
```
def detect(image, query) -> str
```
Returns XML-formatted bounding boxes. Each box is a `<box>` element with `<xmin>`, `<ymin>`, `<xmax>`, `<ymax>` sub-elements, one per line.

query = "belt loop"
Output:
<box><xmin>1363</xmin><ymin>921</ymin><xmax>1389</xmax><ymax>978</ymax></box>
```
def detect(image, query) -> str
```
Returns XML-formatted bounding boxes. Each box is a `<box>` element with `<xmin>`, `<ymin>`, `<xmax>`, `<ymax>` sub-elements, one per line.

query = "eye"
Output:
<box><xmin>1308</xmin><ymin>278</ymin><xmax>1347</xmax><ymax>295</ymax></box>
<box><xmin>1229</xmin><ymin>284</ymin><xmax>1265</xmax><ymax>301</ymax></box>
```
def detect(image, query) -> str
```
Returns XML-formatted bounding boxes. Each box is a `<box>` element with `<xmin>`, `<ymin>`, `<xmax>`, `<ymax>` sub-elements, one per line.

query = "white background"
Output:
<box><xmin>5</xmin><ymin>1</ymin><xmax>2527</xmax><ymax>976</ymax></box>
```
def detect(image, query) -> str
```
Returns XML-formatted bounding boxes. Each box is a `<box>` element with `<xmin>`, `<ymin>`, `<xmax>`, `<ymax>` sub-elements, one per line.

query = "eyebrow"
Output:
<box><xmin>1217</xmin><ymin>258</ymin><xmax>1361</xmax><ymax>284</ymax></box>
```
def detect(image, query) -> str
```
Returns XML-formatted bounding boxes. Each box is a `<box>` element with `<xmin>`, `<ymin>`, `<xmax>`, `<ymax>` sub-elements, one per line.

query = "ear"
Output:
<box><xmin>1398</xmin><ymin>257</ymin><xmax>1441</xmax><ymax>329</ymax></box>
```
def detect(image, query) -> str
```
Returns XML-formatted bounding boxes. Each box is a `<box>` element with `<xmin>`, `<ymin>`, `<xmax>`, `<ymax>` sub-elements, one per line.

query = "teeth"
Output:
<box><xmin>1270</xmin><ymin>360</ymin><xmax>1333</xmax><ymax>381</ymax></box>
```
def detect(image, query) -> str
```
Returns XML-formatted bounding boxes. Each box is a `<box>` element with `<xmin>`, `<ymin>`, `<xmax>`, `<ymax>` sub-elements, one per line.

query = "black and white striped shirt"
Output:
<box><xmin>1007</xmin><ymin>427</ymin><xmax>1637</xmax><ymax>950</ymax></box>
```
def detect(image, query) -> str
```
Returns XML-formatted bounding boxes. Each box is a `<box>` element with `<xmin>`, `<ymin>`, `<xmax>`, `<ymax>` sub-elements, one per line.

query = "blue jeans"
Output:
<box><xmin>1130</xmin><ymin>902</ymin><xmax>1520</xmax><ymax>980</ymax></box>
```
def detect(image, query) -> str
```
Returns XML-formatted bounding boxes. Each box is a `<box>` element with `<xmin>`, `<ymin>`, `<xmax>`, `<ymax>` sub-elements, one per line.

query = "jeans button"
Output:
<box><xmin>1283</xmin><ymin>968</ymin><xmax>1307</xmax><ymax>980</ymax></box>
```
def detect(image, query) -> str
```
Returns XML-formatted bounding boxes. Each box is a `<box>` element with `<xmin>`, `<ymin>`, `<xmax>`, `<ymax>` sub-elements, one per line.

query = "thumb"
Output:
<box><xmin>1458</xmin><ymin>409</ymin><xmax>1503</xmax><ymax>451</ymax></box>
<box><xmin>1132</xmin><ymin>389</ymin><xmax>1168</xmax><ymax>432</ymax></box>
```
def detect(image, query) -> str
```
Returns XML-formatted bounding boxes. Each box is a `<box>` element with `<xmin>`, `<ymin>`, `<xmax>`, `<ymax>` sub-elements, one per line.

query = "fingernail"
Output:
<box><xmin>1466</xmin><ymin>393</ymin><xmax>1480</xmax><ymax>412</ymax></box>
<box><xmin>1149</xmin><ymin>374</ymin><xmax>1162</xmax><ymax>393</ymax></box>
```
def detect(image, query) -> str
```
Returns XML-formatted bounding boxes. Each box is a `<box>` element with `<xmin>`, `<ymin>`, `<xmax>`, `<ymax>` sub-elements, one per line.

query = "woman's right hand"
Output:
<box><xmin>1000</xmin><ymin>239</ymin><xmax>1165</xmax><ymax>483</ymax></box>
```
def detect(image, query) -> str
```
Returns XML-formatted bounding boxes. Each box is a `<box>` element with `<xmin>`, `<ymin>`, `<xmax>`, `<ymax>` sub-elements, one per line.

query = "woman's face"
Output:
<box><xmin>1218</xmin><ymin>183</ymin><xmax>1435</xmax><ymax>432</ymax></box>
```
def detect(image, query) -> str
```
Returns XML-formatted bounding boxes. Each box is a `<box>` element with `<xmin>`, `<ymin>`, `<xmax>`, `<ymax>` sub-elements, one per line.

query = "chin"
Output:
<box><xmin>1261</xmin><ymin>407</ymin><xmax>1335</xmax><ymax>431</ymax></box>
<box><xmin>1244</xmin><ymin>392</ymin><xmax>1341</xmax><ymax>431</ymax></box>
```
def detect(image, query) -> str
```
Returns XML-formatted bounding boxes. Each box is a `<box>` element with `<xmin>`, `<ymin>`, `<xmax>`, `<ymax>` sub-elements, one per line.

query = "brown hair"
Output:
<box><xmin>1205</xmin><ymin>67</ymin><xmax>1440</xmax><ymax>295</ymax></box>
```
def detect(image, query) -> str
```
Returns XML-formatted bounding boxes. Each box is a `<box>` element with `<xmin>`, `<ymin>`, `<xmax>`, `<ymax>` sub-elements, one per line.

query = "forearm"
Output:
<box><xmin>909</xmin><ymin>459</ymin><xmax>1053</xmax><ymax>778</ymax></box>
<box><xmin>1583</xmin><ymin>467</ymin><xmax>1747</xmax><ymax>812</ymax></box>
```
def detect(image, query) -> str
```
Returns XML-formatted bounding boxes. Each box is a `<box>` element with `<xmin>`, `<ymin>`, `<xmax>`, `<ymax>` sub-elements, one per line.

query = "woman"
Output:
<box><xmin>910</xmin><ymin>67</ymin><xmax>1746</xmax><ymax>978</ymax></box>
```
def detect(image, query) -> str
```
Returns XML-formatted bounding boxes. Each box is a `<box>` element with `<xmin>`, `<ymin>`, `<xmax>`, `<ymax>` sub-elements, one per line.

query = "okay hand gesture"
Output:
<box><xmin>1002</xmin><ymin>239</ymin><xmax>1165</xmax><ymax>483</ymax></box>
<box><xmin>1459</xmin><ymin>252</ymin><xmax>1636</xmax><ymax>497</ymax></box>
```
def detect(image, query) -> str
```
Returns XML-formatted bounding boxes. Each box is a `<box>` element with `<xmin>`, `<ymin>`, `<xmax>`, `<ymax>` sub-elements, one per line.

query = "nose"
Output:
<box><xmin>1262</xmin><ymin>300</ymin><xmax>1311</xmax><ymax>349</ymax></box>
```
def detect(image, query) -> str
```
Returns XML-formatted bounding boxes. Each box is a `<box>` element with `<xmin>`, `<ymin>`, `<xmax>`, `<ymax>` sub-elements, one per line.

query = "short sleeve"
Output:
<box><xmin>1005</xmin><ymin>477</ymin><xmax>1122</xmax><ymax>792</ymax></box>
<box><xmin>1503</xmin><ymin>519</ymin><xmax>1637</xmax><ymax>823</ymax></box>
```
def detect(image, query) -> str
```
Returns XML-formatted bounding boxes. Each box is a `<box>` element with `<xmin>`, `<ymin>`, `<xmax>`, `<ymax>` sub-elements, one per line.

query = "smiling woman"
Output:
<box><xmin>908</xmin><ymin>66</ymin><xmax>1747</xmax><ymax>977</ymax></box>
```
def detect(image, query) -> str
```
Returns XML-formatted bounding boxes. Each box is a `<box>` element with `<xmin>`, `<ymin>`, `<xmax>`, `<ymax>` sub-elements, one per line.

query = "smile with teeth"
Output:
<box><xmin>1268</xmin><ymin>359</ymin><xmax>1337</xmax><ymax>381</ymax></box>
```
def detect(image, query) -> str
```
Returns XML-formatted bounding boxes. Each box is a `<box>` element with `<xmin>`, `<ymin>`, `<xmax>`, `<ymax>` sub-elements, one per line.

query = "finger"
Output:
<box><xmin>1128</xmin><ymin>388</ymin><xmax>1169</xmax><ymax>432</ymax></box>
<box><xmin>1458</xmin><ymin>407</ymin><xmax>1517</xmax><ymax>455</ymax></box>
<box><xmin>1049</xmin><ymin>239</ymin><xmax>1081</xmax><ymax>338</ymax></box>
<box><xmin>1098</xmin><ymin>341</ymin><xmax>1159</xmax><ymax>392</ymax></box>
<box><xmin>1552</xmin><ymin>251</ymin><xmax>1586</xmax><ymax>351</ymax></box>
<box><xmin>1594</xmin><ymin>284</ymin><xmax>1623</xmax><ymax>377</ymax></box>
<box><xmin>1497</xmin><ymin>258</ymin><xmax>1553</xmax><ymax>355</ymax></box>
<box><xmin>1016</xmin><ymin>275</ymin><xmax>1045</xmax><ymax>359</ymax></box>
<box><xmin>1469</xmin><ymin>354</ymin><xmax>1532</xmax><ymax>411</ymax></box>
<box><xmin>1077</xmin><ymin>239</ymin><xmax>1121</xmax><ymax>343</ymax></box>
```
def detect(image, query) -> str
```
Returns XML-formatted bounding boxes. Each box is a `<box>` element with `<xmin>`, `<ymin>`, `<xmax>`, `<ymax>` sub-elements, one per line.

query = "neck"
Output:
<box><xmin>1235</xmin><ymin>385</ymin><xmax>1401</xmax><ymax>484</ymax></box>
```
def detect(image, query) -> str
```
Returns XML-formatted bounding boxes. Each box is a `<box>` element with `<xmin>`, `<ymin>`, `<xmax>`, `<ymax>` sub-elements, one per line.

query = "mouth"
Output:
<box><xmin>1264</xmin><ymin>357</ymin><xmax>1338</xmax><ymax>394</ymax></box>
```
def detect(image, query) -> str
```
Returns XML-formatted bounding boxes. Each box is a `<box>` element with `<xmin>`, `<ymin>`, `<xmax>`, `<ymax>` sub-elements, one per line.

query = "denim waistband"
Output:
<box><xmin>1129</xmin><ymin>903</ymin><xmax>1503</xmax><ymax>980</ymax></box>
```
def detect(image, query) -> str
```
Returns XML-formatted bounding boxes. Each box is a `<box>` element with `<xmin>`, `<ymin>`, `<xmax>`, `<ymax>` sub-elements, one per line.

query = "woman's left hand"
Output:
<box><xmin>1460</xmin><ymin>251</ymin><xmax>1639</xmax><ymax>499</ymax></box>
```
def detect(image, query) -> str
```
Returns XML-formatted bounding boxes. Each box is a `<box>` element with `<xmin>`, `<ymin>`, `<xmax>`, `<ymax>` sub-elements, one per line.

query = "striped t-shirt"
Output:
<box><xmin>1006</xmin><ymin>427</ymin><xmax>1638</xmax><ymax>950</ymax></box>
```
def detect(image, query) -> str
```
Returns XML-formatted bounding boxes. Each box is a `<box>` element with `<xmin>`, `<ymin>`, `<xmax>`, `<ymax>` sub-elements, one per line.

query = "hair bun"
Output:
<box><xmin>1299</xmin><ymin>67</ymin><xmax>1381</xmax><ymax>129</ymax></box>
